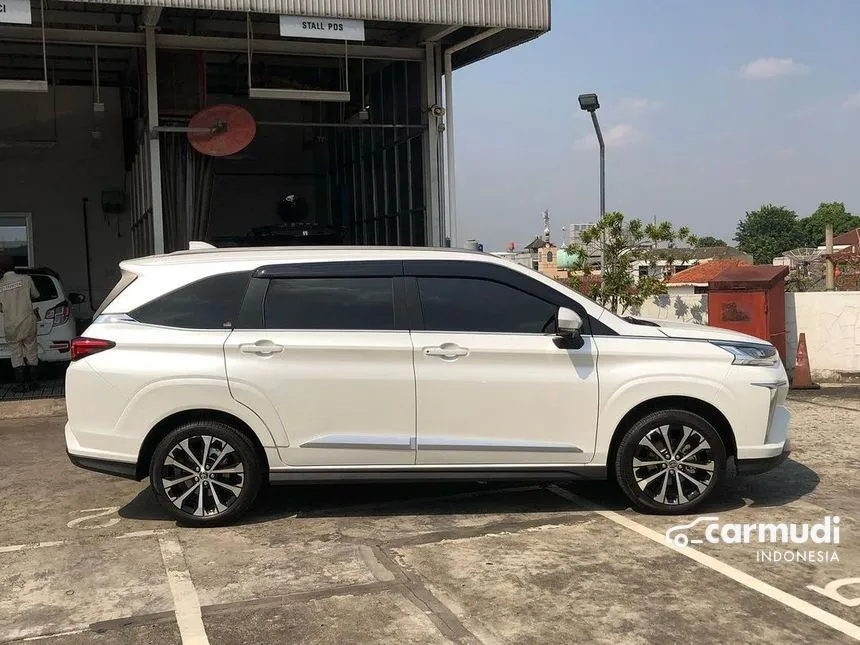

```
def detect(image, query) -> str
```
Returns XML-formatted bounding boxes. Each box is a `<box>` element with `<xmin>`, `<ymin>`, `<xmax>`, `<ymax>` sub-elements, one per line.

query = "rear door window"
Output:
<box><xmin>264</xmin><ymin>277</ymin><xmax>395</xmax><ymax>330</ymax></box>
<box><xmin>130</xmin><ymin>272</ymin><xmax>250</xmax><ymax>329</ymax></box>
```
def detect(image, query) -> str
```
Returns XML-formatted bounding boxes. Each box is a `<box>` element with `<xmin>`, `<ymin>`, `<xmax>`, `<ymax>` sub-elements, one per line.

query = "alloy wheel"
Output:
<box><xmin>160</xmin><ymin>435</ymin><xmax>245</xmax><ymax>517</ymax></box>
<box><xmin>632</xmin><ymin>424</ymin><xmax>715</xmax><ymax>505</ymax></box>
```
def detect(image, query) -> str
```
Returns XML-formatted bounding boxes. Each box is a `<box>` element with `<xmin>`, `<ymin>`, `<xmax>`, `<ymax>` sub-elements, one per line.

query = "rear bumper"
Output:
<box><xmin>66</xmin><ymin>450</ymin><xmax>140</xmax><ymax>480</ymax></box>
<box><xmin>0</xmin><ymin>339</ymin><xmax>72</xmax><ymax>363</ymax></box>
<box><xmin>65</xmin><ymin>422</ymin><xmax>141</xmax><ymax>479</ymax></box>
<box><xmin>735</xmin><ymin>440</ymin><xmax>791</xmax><ymax>475</ymax></box>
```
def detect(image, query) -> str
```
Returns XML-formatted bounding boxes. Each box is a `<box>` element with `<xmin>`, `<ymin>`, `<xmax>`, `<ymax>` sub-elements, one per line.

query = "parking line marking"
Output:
<box><xmin>0</xmin><ymin>541</ymin><xmax>65</xmax><ymax>553</ymax></box>
<box><xmin>158</xmin><ymin>536</ymin><xmax>210</xmax><ymax>645</ymax></box>
<box><xmin>549</xmin><ymin>486</ymin><xmax>860</xmax><ymax>642</ymax></box>
<box><xmin>19</xmin><ymin>628</ymin><xmax>87</xmax><ymax>641</ymax></box>
<box><xmin>115</xmin><ymin>529</ymin><xmax>171</xmax><ymax>539</ymax></box>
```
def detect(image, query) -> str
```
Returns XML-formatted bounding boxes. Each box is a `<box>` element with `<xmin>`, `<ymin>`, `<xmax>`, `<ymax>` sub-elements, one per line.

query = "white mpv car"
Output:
<box><xmin>65</xmin><ymin>246</ymin><xmax>791</xmax><ymax>526</ymax></box>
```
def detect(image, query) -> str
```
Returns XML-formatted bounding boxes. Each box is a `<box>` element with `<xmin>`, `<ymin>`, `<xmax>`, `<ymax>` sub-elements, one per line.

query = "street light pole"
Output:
<box><xmin>578</xmin><ymin>92</ymin><xmax>605</xmax><ymax>271</ymax></box>
<box><xmin>590</xmin><ymin>111</ymin><xmax>605</xmax><ymax>218</ymax></box>
<box><xmin>578</xmin><ymin>93</ymin><xmax>604</xmax><ymax>219</ymax></box>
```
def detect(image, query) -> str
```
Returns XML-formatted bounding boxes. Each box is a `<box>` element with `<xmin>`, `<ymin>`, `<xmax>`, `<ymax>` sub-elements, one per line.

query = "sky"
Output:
<box><xmin>453</xmin><ymin>0</ymin><xmax>860</xmax><ymax>251</ymax></box>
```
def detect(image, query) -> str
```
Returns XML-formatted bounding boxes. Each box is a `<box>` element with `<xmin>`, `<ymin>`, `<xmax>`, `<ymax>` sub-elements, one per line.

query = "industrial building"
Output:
<box><xmin>0</xmin><ymin>0</ymin><xmax>550</xmax><ymax>311</ymax></box>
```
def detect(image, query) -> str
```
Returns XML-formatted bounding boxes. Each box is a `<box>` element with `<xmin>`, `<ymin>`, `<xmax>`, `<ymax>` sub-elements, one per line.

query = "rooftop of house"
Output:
<box><xmin>666</xmin><ymin>259</ymin><xmax>753</xmax><ymax>285</ymax></box>
<box><xmin>524</xmin><ymin>236</ymin><xmax>551</xmax><ymax>251</ymax></box>
<box><xmin>833</xmin><ymin>228</ymin><xmax>860</xmax><ymax>248</ymax></box>
<box><xmin>648</xmin><ymin>245</ymin><xmax>752</xmax><ymax>262</ymax></box>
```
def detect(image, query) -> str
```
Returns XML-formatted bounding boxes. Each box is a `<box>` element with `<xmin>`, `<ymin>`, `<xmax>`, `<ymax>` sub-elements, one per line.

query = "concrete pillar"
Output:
<box><xmin>145</xmin><ymin>24</ymin><xmax>165</xmax><ymax>255</ymax></box>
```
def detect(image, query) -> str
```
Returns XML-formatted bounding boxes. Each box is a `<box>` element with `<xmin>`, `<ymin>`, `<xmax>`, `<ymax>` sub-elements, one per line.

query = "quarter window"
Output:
<box><xmin>417</xmin><ymin>277</ymin><xmax>557</xmax><ymax>334</ymax></box>
<box><xmin>130</xmin><ymin>272</ymin><xmax>250</xmax><ymax>329</ymax></box>
<box><xmin>264</xmin><ymin>277</ymin><xmax>395</xmax><ymax>330</ymax></box>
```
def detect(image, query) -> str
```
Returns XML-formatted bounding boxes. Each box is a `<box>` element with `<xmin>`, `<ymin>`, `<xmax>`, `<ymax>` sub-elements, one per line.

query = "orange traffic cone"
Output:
<box><xmin>790</xmin><ymin>333</ymin><xmax>820</xmax><ymax>390</ymax></box>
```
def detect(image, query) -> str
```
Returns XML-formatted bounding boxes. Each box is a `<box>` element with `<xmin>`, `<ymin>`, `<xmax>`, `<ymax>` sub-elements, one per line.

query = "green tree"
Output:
<box><xmin>797</xmin><ymin>202</ymin><xmax>860</xmax><ymax>247</ymax></box>
<box><xmin>734</xmin><ymin>204</ymin><xmax>803</xmax><ymax>264</ymax></box>
<box><xmin>563</xmin><ymin>212</ymin><xmax>697</xmax><ymax>315</ymax></box>
<box><xmin>695</xmin><ymin>236</ymin><xmax>727</xmax><ymax>247</ymax></box>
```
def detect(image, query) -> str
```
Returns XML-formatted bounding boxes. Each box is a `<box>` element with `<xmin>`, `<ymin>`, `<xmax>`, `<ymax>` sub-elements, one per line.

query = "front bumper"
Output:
<box><xmin>735</xmin><ymin>439</ymin><xmax>791</xmax><ymax>475</ymax></box>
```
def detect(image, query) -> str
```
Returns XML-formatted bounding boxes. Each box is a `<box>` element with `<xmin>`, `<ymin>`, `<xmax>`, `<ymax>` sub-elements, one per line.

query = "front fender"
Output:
<box><xmin>594</xmin><ymin>374</ymin><xmax>737</xmax><ymax>463</ymax></box>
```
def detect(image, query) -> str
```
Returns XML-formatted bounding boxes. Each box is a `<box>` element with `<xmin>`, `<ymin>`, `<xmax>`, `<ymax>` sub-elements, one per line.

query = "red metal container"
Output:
<box><xmin>707</xmin><ymin>265</ymin><xmax>789</xmax><ymax>363</ymax></box>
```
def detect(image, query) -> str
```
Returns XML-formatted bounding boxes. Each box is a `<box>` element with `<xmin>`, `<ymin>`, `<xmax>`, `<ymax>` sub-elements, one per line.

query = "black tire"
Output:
<box><xmin>615</xmin><ymin>409</ymin><xmax>726</xmax><ymax>515</ymax></box>
<box><xmin>150</xmin><ymin>420</ymin><xmax>263</xmax><ymax>527</ymax></box>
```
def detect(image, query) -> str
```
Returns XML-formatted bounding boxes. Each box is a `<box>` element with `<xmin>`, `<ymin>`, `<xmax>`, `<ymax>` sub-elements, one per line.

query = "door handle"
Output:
<box><xmin>423</xmin><ymin>344</ymin><xmax>469</xmax><ymax>359</ymax></box>
<box><xmin>239</xmin><ymin>341</ymin><xmax>284</xmax><ymax>356</ymax></box>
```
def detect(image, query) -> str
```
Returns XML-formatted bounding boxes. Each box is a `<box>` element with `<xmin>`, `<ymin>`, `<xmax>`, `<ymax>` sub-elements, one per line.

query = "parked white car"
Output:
<box><xmin>0</xmin><ymin>267</ymin><xmax>85</xmax><ymax>365</ymax></box>
<box><xmin>65</xmin><ymin>246</ymin><xmax>791</xmax><ymax>526</ymax></box>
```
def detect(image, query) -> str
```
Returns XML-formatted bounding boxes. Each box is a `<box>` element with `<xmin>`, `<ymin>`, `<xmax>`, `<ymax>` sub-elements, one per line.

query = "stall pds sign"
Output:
<box><xmin>279</xmin><ymin>15</ymin><xmax>365</xmax><ymax>41</ymax></box>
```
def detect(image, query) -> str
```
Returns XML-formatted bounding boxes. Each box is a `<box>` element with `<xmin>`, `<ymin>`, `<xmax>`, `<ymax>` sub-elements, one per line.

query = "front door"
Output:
<box><xmin>410</xmin><ymin>275</ymin><xmax>599</xmax><ymax>465</ymax></box>
<box><xmin>225</xmin><ymin>273</ymin><xmax>416</xmax><ymax>466</ymax></box>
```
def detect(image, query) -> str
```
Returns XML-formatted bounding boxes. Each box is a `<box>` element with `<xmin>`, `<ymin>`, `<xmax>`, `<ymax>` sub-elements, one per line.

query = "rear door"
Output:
<box><xmin>406</xmin><ymin>260</ymin><xmax>600</xmax><ymax>465</ymax></box>
<box><xmin>224</xmin><ymin>261</ymin><xmax>417</xmax><ymax>467</ymax></box>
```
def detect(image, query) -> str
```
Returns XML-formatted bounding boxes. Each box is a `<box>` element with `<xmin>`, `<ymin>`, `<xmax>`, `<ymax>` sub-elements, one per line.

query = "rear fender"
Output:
<box><xmin>115</xmin><ymin>378</ymin><xmax>284</xmax><ymax>453</ymax></box>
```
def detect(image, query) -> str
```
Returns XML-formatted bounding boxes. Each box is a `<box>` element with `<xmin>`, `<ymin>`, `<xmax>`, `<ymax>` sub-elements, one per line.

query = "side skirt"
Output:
<box><xmin>269</xmin><ymin>466</ymin><xmax>607</xmax><ymax>484</ymax></box>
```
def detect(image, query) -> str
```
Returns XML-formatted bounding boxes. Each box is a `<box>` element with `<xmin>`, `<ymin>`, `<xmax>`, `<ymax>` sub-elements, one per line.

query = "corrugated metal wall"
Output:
<box><xmin>65</xmin><ymin>0</ymin><xmax>550</xmax><ymax>30</ymax></box>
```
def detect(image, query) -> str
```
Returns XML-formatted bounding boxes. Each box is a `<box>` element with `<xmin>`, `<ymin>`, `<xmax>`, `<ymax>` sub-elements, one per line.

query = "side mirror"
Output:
<box><xmin>68</xmin><ymin>292</ymin><xmax>87</xmax><ymax>305</ymax></box>
<box><xmin>557</xmin><ymin>307</ymin><xmax>583</xmax><ymax>338</ymax></box>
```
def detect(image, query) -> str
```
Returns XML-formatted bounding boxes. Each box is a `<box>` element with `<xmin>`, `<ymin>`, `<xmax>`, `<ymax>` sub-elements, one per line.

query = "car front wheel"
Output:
<box><xmin>615</xmin><ymin>409</ymin><xmax>726</xmax><ymax>514</ymax></box>
<box><xmin>150</xmin><ymin>420</ymin><xmax>263</xmax><ymax>527</ymax></box>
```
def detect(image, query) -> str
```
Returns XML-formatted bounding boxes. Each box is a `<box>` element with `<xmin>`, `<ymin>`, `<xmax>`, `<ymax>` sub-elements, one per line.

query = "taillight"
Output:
<box><xmin>70</xmin><ymin>337</ymin><xmax>115</xmax><ymax>361</ymax></box>
<box><xmin>46</xmin><ymin>302</ymin><xmax>71</xmax><ymax>327</ymax></box>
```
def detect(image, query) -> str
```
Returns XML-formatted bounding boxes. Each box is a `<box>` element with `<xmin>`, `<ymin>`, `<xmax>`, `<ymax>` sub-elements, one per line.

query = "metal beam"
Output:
<box><xmin>420</xmin><ymin>25</ymin><xmax>461</xmax><ymax>43</ymax></box>
<box><xmin>157</xmin><ymin>33</ymin><xmax>424</xmax><ymax>60</ymax></box>
<box><xmin>0</xmin><ymin>25</ymin><xmax>144</xmax><ymax>47</ymax></box>
<box><xmin>42</xmin><ymin>9</ymin><xmax>136</xmax><ymax>29</ymax></box>
<box><xmin>0</xmin><ymin>26</ymin><xmax>424</xmax><ymax>60</ymax></box>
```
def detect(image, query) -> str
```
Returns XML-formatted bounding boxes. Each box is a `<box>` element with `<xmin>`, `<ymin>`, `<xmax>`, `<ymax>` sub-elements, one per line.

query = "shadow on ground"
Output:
<box><xmin>119</xmin><ymin>457</ymin><xmax>820</xmax><ymax>526</ymax></box>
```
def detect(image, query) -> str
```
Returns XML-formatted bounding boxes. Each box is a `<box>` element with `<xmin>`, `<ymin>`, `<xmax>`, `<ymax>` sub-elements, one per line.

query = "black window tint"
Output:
<box><xmin>30</xmin><ymin>276</ymin><xmax>59</xmax><ymax>303</ymax></box>
<box><xmin>264</xmin><ymin>278</ymin><xmax>395</xmax><ymax>330</ymax></box>
<box><xmin>417</xmin><ymin>277</ymin><xmax>557</xmax><ymax>334</ymax></box>
<box><xmin>131</xmin><ymin>272</ymin><xmax>250</xmax><ymax>329</ymax></box>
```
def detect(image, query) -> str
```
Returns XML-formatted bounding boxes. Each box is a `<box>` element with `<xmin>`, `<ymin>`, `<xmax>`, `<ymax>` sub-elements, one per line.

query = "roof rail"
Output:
<box><xmin>188</xmin><ymin>241</ymin><xmax>216</xmax><ymax>250</ymax></box>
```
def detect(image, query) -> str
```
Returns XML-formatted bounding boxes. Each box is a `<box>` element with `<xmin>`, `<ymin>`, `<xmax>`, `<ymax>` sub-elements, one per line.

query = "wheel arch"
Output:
<box><xmin>136</xmin><ymin>409</ymin><xmax>270</xmax><ymax>481</ymax></box>
<box><xmin>606</xmin><ymin>396</ymin><xmax>737</xmax><ymax>479</ymax></box>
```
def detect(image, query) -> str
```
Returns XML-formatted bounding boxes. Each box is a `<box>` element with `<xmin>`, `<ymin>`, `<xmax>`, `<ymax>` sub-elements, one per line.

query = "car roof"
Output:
<box><xmin>121</xmin><ymin>245</ymin><xmax>493</xmax><ymax>270</ymax></box>
<box><xmin>15</xmin><ymin>267</ymin><xmax>61</xmax><ymax>280</ymax></box>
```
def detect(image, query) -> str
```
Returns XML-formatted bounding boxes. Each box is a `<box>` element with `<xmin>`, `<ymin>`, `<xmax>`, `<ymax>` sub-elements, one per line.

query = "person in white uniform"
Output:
<box><xmin>0</xmin><ymin>254</ymin><xmax>40</xmax><ymax>392</ymax></box>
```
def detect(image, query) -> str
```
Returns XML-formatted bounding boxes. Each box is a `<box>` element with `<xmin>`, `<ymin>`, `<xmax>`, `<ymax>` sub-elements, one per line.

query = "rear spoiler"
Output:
<box><xmin>188</xmin><ymin>241</ymin><xmax>216</xmax><ymax>250</ymax></box>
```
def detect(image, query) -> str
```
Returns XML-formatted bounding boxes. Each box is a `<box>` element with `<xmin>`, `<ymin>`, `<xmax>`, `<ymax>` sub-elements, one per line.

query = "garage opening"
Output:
<box><xmin>0</xmin><ymin>1</ymin><xmax>548</xmax><ymax>397</ymax></box>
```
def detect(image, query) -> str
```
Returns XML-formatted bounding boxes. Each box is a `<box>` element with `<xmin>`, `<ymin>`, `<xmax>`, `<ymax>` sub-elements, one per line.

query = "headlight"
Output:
<box><xmin>712</xmin><ymin>341</ymin><xmax>779</xmax><ymax>366</ymax></box>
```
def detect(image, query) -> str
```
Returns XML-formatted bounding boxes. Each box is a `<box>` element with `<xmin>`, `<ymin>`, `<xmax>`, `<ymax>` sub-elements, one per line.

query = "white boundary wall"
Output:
<box><xmin>634</xmin><ymin>292</ymin><xmax>860</xmax><ymax>380</ymax></box>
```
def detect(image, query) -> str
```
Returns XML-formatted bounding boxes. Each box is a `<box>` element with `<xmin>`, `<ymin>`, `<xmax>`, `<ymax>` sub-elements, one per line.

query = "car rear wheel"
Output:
<box><xmin>615</xmin><ymin>409</ymin><xmax>726</xmax><ymax>514</ymax></box>
<box><xmin>150</xmin><ymin>420</ymin><xmax>263</xmax><ymax>527</ymax></box>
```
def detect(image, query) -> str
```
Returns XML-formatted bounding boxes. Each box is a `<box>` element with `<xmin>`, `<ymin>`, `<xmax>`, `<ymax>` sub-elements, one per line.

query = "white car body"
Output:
<box><xmin>65</xmin><ymin>246</ymin><xmax>791</xmax><ymax>522</ymax></box>
<box><xmin>0</xmin><ymin>269</ymin><xmax>81</xmax><ymax>364</ymax></box>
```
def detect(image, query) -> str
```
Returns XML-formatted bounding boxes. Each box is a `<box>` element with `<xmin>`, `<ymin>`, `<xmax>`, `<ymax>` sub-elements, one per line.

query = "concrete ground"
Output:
<box><xmin>1</xmin><ymin>388</ymin><xmax>859</xmax><ymax>645</ymax></box>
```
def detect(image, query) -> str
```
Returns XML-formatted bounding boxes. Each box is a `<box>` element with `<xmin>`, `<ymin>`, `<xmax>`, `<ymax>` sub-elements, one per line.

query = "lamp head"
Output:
<box><xmin>578</xmin><ymin>93</ymin><xmax>600</xmax><ymax>112</ymax></box>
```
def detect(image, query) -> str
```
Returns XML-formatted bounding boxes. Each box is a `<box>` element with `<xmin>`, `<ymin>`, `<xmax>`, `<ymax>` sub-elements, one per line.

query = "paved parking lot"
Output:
<box><xmin>1</xmin><ymin>387</ymin><xmax>859</xmax><ymax>644</ymax></box>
